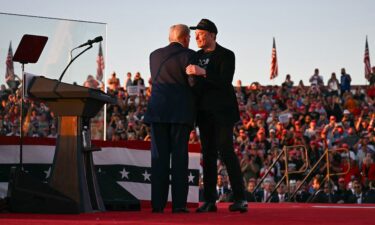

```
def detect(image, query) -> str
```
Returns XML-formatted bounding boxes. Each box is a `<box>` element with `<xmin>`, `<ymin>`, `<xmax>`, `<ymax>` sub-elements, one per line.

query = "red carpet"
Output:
<box><xmin>1</xmin><ymin>203</ymin><xmax>374</xmax><ymax>225</ymax></box>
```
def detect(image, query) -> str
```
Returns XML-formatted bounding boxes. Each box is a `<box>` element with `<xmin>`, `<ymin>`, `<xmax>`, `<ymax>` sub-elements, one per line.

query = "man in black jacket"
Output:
<box><xmin>144</xmin><ymin>24</ymin><xmax>195</xmax><ymax>213</ymax></box>
<box><xmin>187</xmin><ymin>18</ymin><xmax>247</xmax><ymax>213</ymax></box>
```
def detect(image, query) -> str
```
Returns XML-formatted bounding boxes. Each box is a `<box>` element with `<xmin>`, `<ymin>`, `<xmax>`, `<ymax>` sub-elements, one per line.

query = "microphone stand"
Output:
<box><xmin>58</xmin><ymin>45</ymin><xmax>93</xmax><ymax>82</ymax></box>
<box><xmin>53</xmin><ymin>45</ymin><xmax>93</xmax><ymax>94</ymax></box>
<box><xmin>19</xmin><ymin>63</ymin><xmax>26</xmax><ymax>171</ymax></box>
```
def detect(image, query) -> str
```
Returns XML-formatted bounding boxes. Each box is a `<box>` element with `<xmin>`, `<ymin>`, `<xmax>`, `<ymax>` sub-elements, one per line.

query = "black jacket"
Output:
<box><xmin>144</xmin><ymin>42</ymin><xmax>196</xmax><ymax>125</ymax></box>
<box><xmin>193</xmin><ymin>44</ymin><xmax>240</xmax><ymax>125</ymax></box>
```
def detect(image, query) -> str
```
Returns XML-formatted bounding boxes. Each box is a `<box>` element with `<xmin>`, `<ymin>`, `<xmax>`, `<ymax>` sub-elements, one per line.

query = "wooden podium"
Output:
<box><xmin>27</xmin><ymin>76</ymin><xmax>116</xmax><ymax>213</ymax></box>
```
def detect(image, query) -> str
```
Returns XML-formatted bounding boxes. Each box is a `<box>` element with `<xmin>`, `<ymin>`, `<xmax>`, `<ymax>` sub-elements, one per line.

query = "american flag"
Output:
<box><xmin>5</xmin><ymin>42</ymin><xmax>15</xmax><ymax>80</ymax></box>
<box><xmin>364</xmin><ymin>36</ymin><xmax>371</xmax><ymax>80</ymax></box>
<box><xmin>96</xmin><ymin>42</ymin><xmax>105</xmax><ymax>81</ymax></box>
<box><xmin>270</xmin><ymin>37</ymin><xmax>278</xmax><ymax>80</ymax></box>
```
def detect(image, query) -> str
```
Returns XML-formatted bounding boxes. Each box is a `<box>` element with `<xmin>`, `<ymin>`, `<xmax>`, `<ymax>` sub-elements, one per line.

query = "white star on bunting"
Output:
<box><xmin>142</xmin><ymin>170</ymin><xmax>151</xmax><ymax>181</ymax></box>
<box><xmin>44</xmin><ymin>167</ymin><xmax>51</xmax><ymax>179</ymax></box>
<box><xmin>119</xmin><ymin>168</ymin><xmax>129</xmax><ymax>179</ymax></box>
<box><xmin>188</xmin><ymin>172</ymin><xmax>195</xmax><ymax>183</ymax></box>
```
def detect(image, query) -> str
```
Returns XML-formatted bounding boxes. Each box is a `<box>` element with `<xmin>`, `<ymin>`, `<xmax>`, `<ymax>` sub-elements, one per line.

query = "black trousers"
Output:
<box><xmin>150</xmin><ymin>122</ymin><xmax>190</xmax><ymax>209</ymax></box>
<box><xmin>198</xmin><ymin>113</ymin><xmax>245</xmax><ymax>203</ymax></box>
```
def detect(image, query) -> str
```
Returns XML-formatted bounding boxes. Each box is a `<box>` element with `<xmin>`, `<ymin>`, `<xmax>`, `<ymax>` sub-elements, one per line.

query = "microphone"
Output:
<box><xmin>77</xmin><ymin>36</ymin><xmax>103</xmax><ymax>48</ymax></box>
<box><xmin>58</xmin><ymin>36</ymin><xmax>102</xmax><ymax>82</ymax></box>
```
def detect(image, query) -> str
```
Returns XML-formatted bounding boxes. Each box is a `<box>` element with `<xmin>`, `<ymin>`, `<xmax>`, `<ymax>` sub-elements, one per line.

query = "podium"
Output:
<box><xmin>27</xmin><ymin>76</ymin><xmax>115</xmax><ymax>213</ymax></box>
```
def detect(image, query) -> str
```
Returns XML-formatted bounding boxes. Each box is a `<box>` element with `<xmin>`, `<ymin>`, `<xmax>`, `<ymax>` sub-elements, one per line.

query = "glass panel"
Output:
<box><xmin>0</xmin><ymin>13</ymin><xmax>107</xmax><ymax>140</ymax></box>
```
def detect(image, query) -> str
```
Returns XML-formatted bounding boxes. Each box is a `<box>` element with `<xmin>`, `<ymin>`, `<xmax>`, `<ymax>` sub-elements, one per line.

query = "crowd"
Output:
<box><xmin>2</xmin><ymin>67</ymin><xmax>375</xmax><ymax>204</ymax></box>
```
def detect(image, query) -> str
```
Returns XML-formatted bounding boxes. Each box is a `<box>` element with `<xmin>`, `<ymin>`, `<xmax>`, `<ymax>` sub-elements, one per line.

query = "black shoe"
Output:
<box><xmin>172</xmin><ymin>207</ymin><xmax>190</xmax><ymax>213</ymax></box>
<box><xmin>196</xmin><ymin>202</ymin><xmax>217</xmax><ymax>213</ymax></box>
<box><xmin>229</xmin><ymin>201</ymin><xmax>248</xmax><ymax>213</ymax></box>
<box><xmin>152</xmin><ymin>208</ymin><xmax>164</xmax><ymax>213</ymax></box>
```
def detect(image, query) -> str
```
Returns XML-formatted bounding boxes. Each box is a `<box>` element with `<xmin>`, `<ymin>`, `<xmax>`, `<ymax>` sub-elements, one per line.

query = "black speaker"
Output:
<box><xmin>7</xmin><ymin>167</ymin><xmax>79</xmax><ymax>214</ymax></box>
<box><xmin>97</xmin><ymin>173</ymin><xmax>140</xmax><ymax>211</ymax></box>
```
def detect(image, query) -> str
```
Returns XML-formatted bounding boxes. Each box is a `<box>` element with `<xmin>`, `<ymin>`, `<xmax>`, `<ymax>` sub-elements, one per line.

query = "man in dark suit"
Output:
<box><xmin>271</xmin><ymin>182</ymin><xmax>289</xmax><ymax>203</ymax></box>
<box><xmin>347</xmin><ymin>180</ymin><xmax>365</xmax><ymax>204</ymax></box>
<box><xmin>216</xmin><ymin>174</ymin><xmax>232</xmax><ymax>202</ymax></box>
<box><xmin>245</xmin><ymin>179</ymin><xmax>257</xmax><ymax>202</ymax></box>
<box><xmin>186</xmin><ymin>19</ymin><xmax>247</xmax><ymax>213</ymax></box>
<box><xmin>254</xmin><ymin>179</ymin><xmax>275</xmax><ymax>203</ymax></box>
<box><xmin>311</xmin><ymin>182</ymin><xmax>337</xmax><ymax>203</ymax></box>
<box><xmin>144</xmin><ymin>24</ymin><xmax>195</xmax><ymax>213</ymax></box>
<box><xmin>364</xmin><ymin>180</ymin><xmax>375</xmax><ymax>203</ymax></box>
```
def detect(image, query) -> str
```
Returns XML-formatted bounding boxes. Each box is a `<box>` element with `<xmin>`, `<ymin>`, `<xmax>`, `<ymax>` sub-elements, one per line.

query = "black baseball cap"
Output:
<box><xmin>190</xmin><ymin>19</ymin><xmax>218</xmax><ymax>34</ymax></box>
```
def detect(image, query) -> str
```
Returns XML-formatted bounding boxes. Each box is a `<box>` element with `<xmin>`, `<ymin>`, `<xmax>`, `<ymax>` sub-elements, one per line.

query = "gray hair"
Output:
<box><xmin>169</xmin><ymin>24</ymin><xmax>190</xmax><ymax>43</ymax></box>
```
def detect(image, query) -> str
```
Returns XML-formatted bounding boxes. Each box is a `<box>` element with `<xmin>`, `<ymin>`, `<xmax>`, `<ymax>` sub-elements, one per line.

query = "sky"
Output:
<box><xmin>0</xmin><ymin>0</ymin><xmax>375</xmax><ymax>87</ymax></box>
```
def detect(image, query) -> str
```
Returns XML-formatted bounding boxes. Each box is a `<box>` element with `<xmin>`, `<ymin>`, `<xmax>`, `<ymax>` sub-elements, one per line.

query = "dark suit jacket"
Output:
<box><xmin>333</xmin><ymin>189</ymin><xmax>352</xmax><ymax>203</ymax></box>
<box><xmin>245</xmin><ymin>191</ymin><xmax>257</xmax><ymax>202</ymax></box>
<box><xmin>311</xmin><ymin>190</ymin><xmax>337</xmax><ymax>203</ymax></box>
<box><xmin>144</xmin><ymin>42</ymin><xmax>196</xmax><ymax>125</ymax></box>
<box><xmin>364</xmin><ymin>189</ymin><xmax>375</xmax><ymax>203</ymax></box>
<box><xmin>254</xmin><ymin>190</ymin><xmax>277</xmax><ymax>202</ymax></box>
<box><xmin>192</xmin><ymin>44</ymin><xmax>240</xmax><ymax>125</ymax></box>
<box><xmin>347</xmin><ymin>192</ymin><xmax>366</xmax><ymax>204</ymax></box>
<box><xmin>271</xmin><ymin>193</ymin><xmax>290</xmax><ymax>203</ymax></box>
<box><xmin>295</xmin><ymin>190</ymin><xmax>311</xmax><ymax>203</ymax></box>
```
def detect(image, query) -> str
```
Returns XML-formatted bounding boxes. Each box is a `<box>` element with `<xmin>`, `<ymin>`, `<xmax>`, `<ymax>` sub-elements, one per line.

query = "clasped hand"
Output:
<box><xmin>186</xmin><ymin>64</ymin><xmax>206</xmax><ymax>77</ymax></box>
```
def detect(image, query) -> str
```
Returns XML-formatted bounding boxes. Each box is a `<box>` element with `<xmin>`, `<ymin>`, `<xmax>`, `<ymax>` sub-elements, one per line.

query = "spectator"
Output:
<box><xmin>236</xmin><ymin>128</ymin><xmax>250</xmax><ymax>152</ymax></box>
<box><xmin>6</xmin><ymin>123</ymin><xmax>19</xmax><ymax>136</ymax></box>
<box><xmin>5</xmin><ymin>73</ymin><xmax>21</xmax><ymax>93</ymax></box>
<box><xmin>282</xmin><ymin>74</ymin><xmax>294</xmax><ymax>89</ymax></box>
<box><xmin>189</xmin><ymin>129</ymin><xmax>200</xmax><ymax>144</ymax></box>
<box><xmin>340</xmin><ymin>68</ymin><xmax>352</xmax><ymax>96</ymax></box>
<box><xmin>255</xmin><ymin>179</ymin><xmax>275</xmax><ymax>202</ymax></box>
<box><xmin>245</xmin><ymin>179</ymin><xmax>257</xmax><ymax>202</ymax></box>
<box><xmin>304</xmin><ymin>120</ymin><xmax>318</xmax><ymax>140</ymax></box>
<box><xmin>267</xmin><ymin>129</ymin><xmax>280</xmax><ymax>148</ymax></box>
<box><xmin>133</xmin><ymin>71</ymin><xmax>145</xmax><ymax>86</ymax></box>
<box><xmin>309</xmin><ymin>68</ymin><xmax>324</xmax><ymax>88</ymax></box>
<box><xmin>216</xmin><ymin>175</ymin><xmax>231</xmax><ymax>203</ymax></box>
<box><xmin>355</xmin><ymin>137</ymin><xmax>375</xmax><ymax>168</ymax></box>
<box><xmin>240</xmin><ymin>153</ymin><xmax>259</xmax><ymax>184</ymax></box>
<box><xmin>331</xmin><ymin>123</ymin><xmax>348</xmax><ymax>146</ymax></box>
<box><xmin>259</xmin><ymin>158</ymin><xmax>275</xmax><ymax>182</ymax></box>
<box><xmin>368</xmin><ymin>66</ymin><xmax>375</xmax><ymax>86</ymax></box>
<box><xmin>364</xmin><ymin>180</ymin><xmax>375</xmax><ymax>203</ymax></box>
<box><xmin>347</xmin><ymin>179</ymin><xmax>365</xmax><ymax>204</ymax></box>
<box><xmin>343</xmin><ymin>94</ymin><xmax>358</xmax><ymax>116</ymax></box>
<box><xmin>327</xmin><ymin>72</ymin><xmax>340</xmax><ymax>96</ymax></box>
<box><xmin>107</xmin><ymin>71</ymin><xmax>120</xmax><ymax>92</ymax></box>
<box><xmin>334</xmin><ymin>177</ymin><xmax>352</xmax><ymax>203</ymax></box>
<box><xmin>340</xmin><ymin>151</ymin><xmax>361</xmax><ymax>185</ymax></box>
<box><xmin>311</xmin><ymin>182</ymin><xmax>336</xmax><ymax>203</ymax></box>
<box><xmin>325</xmin><ymin>96</ymin><xmax>343</xmax><ymax>121</ymax></box>
<box><xmin>47</xmin><ymin>125</ymin><xmax>57</xmax><ymax>138</ymax></box>
<box><xmin>295</xmin><ymin>180</ymin><xmax>311</xmax><ymax>203</ymax></box>
<box><xmin>83</xmin><ymin>74</ymin><xmax>99</xmax><ymax>89</ymax></box>
<box><xmin>0</xmin><ymin>84</ymin><xmax>10</xmax><ymax>101</ymax></box>
<box><xmin>272</xmin><ymin>182</ymin><xmax>289</xmax><ymax>203</ymax></box>
<box><xmin>124</xmin><ymin>72</ymin><xmax>132</xmax><ymax>90</ymax></box>
<box><xmin>235</xmin><ymin>80</ymin><xmax>246</xmax><ymax>104</ymax></box>
<box><xmin>361</xmin><ymin>154</ymin><xmax>375</xmax><ymax>186</ymax></box>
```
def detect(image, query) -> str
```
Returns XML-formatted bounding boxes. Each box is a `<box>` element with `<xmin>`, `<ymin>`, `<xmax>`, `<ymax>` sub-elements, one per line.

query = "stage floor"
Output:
<box><xmin>1</xmin><ymin>203</ymin><xmax>374</xmax><ymax>225</ymax></box>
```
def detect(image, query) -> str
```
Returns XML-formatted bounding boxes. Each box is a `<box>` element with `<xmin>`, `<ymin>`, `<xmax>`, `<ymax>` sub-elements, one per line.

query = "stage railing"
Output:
<box><xmin>251</xmin><ymin>144</ymin><xmax>351</xmax><ymax>203</ymax></box>
<box><xmin>289</xmin><ymin>147</ymin><xmax>351</xmax><ymax>202</ymax></box>
<box><xmin>252</xmin><ymin>145</ymin><xmax>309</xmax><ymax>202</ymax></box>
